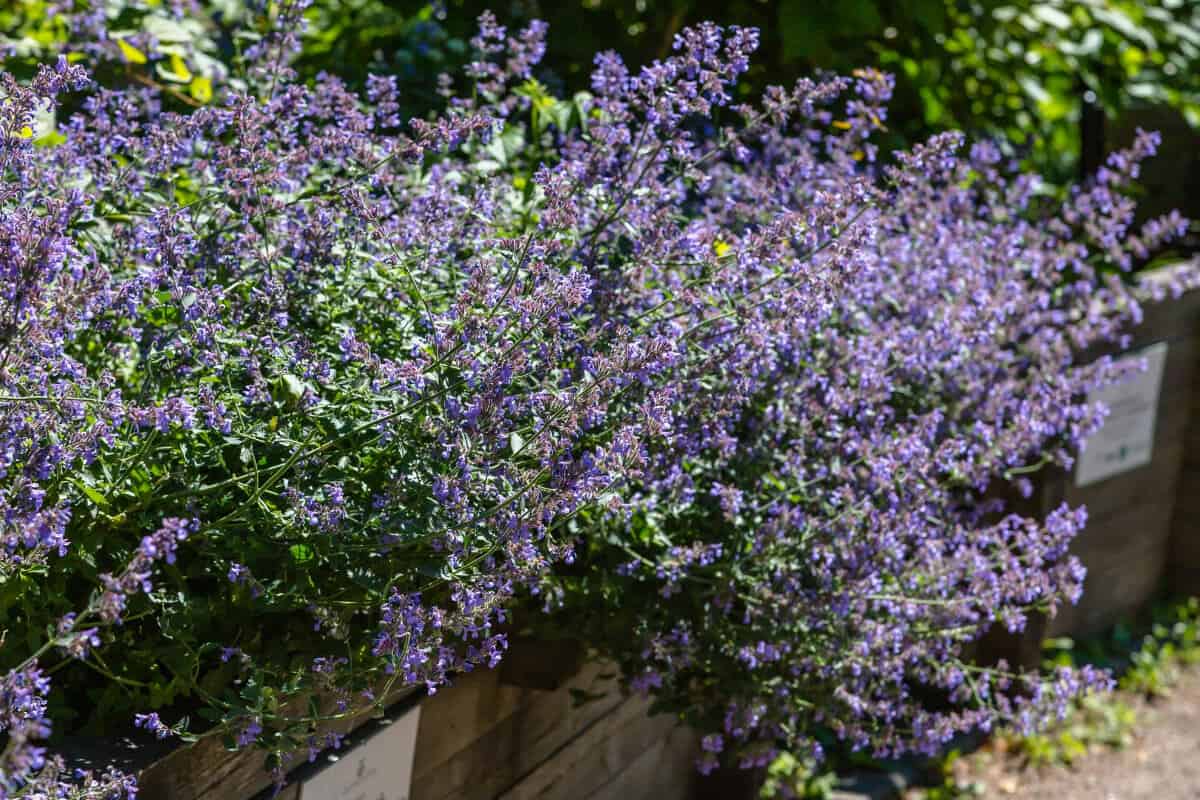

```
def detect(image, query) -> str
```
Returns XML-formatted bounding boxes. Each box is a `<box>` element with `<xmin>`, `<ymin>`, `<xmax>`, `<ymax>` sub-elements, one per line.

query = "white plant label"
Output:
<box><xmin>299</xmin><ymin>704</ymin><xmax>421</xmax><ymax>800</ymax></box>
<box><xmin>1075</xmin><ymin>341</ymin><xmax>1168</xmax><ymax>487</ymax></box>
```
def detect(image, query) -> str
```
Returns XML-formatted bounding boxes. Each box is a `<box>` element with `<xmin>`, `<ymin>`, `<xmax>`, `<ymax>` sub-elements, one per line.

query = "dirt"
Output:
<box><xmin>945</xmin><ymin>668</ymin><xmax>1200</xmax><ymax>799</ymax></box>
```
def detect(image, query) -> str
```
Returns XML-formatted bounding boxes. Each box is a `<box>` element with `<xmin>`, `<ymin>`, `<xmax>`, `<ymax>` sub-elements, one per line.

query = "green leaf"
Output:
<box><xmin>483</xmin><ymin>125</ymin><xmax>525</xmax><ymax>167</ymax></box>
<box><xmin>157</xmin><ymin>53</ymin><xmax>192</xmax><ymax>84</ymax></box>
<box><xmin>546</xmin><ymin>99</ymin><xmax>574</xmax><ymax>133</ymax></box>
<box><xmin>1063</xmin><ymin>28</ymin><xmax>1104</xmax><ymax>56</ymax></box>
<box><xmin>33</xmin><ymin>130</ymin><xmax>67</xmax><ymax>148</ymax></box>
<box><xmin>116</xmin><ymin>38</ymin><xmax>148</xmax><ymax>65</ymax></box>
<box><xmin>142</xmin><ymin>16</ymin><xmax>199</xmax><ymax>44</ymax></box>
<box><xmin>1092</xmin><ymin>7</ymin><xmax>1156</xmax><ymax>49</ymax></box>
<box><xmin>71</xmin><ymin>479</ymin><xmax>110</xmax><ymax>509</ymax></box>
<box><xmin>778</xmin><ymin>0</ymin><xmax>829</xmax><ymax>60</ymax></box>
<box><xmin>289</xmin><ymin>544</ymin><xmax>314</xmax><ymax>564</ymax></box>
<box><xmin>1032</xmin><ymin>5</ymin><xmax>1072</xmax><ymax>30</ymax></box>
<box><xmin>280</xmin><ymin>373</ymin><xmax>307</xmax><ymax>403</ymax></box>
<box><xmin>572</xmin><ymin>92</ymin><xmax>593</xmax><ymax>133</ymax></box>
<box><xmin>1018</xmin><ymin>75</ymin><xmax>1051</xmax><ymax>105</ymax></box>
<box><xmin>189</xmin><ymin>76</ymin><xmax>213</xmax><ymax>103</ymax></box>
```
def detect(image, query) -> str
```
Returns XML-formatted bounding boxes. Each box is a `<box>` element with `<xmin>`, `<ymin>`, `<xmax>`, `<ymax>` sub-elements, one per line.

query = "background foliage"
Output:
<box><xmin>3</xmin><ymin>0</ymin><xmax>1199</xmax><ymax>185</ymax></box>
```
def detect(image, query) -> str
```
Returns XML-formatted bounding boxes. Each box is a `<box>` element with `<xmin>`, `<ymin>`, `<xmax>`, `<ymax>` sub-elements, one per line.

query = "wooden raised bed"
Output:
<box><xmin>1044</xmin><ymin>260</ymin><xmax>1200</xmax><ymax>637</ymax></box>
<box><xmin>975</xmin><ymin>258</ymin><xmax>1200</xmax><ymax>657</ymax></box>
<box><xmin>973</xmin><ymin>260</ymin><xmax>1200</xmax><ymax>668</ymax></box>
<box><xmin>75</xmin><ymin>639</ymin><xmax>699</xmax><ymax>800</ymax></box>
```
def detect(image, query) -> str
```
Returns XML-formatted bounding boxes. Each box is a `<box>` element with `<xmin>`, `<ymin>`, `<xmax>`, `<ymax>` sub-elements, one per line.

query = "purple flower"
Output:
<box><xmin>235</xmin><ymin>717</ymin><xmax>263</xmax><ymax>748</ymax></box>
<box><xmin>0</xmin><ymin>7</ymin><xmax>1190</xmax><ymax>789</ymax></box>
<box><xmin>134</xmin><ymin>712</ymin><xmax>173</xmax><ymax>740</ymax></box>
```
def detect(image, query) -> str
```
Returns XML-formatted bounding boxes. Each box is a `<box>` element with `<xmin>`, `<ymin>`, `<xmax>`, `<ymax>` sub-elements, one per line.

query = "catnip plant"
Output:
<box><xmin>0</xmin><ymin>3</ymin><xmax>1191</xmax><ymax>797</ymax></box>
<box><xmin>0</xmin><ymin>7</ymin><xmax>680</xmax><ymax>794</ymax></box>
<box><xmin>538</xmin><ymin>36</ymin><xmax>1193</xmax><ymax>774</ymax></box>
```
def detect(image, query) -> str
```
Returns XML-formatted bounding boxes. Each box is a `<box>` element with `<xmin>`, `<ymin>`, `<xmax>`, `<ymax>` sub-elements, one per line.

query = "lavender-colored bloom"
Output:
<box><xmin>0</xmin><ymin>8</ymin><xmax>1192</xmax><ymax>792</ymax></box>
<box><xmin>134</xmin><ymin>712</ymin><xmax>173</xmax><ymax>740</ymax></box>
<box><xmin>235</xmin><ymin>717</ymin><xmax>263</xmax><ymax>748</ymax></box>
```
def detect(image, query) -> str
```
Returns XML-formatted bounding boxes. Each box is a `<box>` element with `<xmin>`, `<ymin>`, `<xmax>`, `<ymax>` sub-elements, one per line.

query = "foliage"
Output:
<box><xmin>1040</xmin><ymin>595</ymin><xmax>1200</xmax><ymax>696</ymax></box>
<box><xmin>758</xmin><ymin>750</ymin><xmax>839</xmax><ymax>800</ymax></box>
<box><xmin>1003</xmin><ymin>692</ymin><xmax>1136</xmax><ymax>767</ymax></box>
<box><xmin>0</xmin><ymin>6</ymin><xmax>674</xmax><ymax>793</ymax></box>
<box><xmin>295</xmin><ymin>1</ymin><xmax>465</xmax><ymax>117</ymax></box>
<box><xmin>5</xmin><ymin>1</ymin><xmax>1199</xmax><ymax>183</ymax></box>
<box><xmin>765</xmin><ymin>596</ymin><xmax>1200</xmax><ymax>794</ymax></box>
<box><xmin>953</xmin><ymin>595</ymin><xmax>1199</xmax><ymax>773</ymax></box>
<box><xmin>885</xmin><ymin>0</ymin><xmax>1200</xmax><ymax>182</ymax></box>
<box><xmin>379</xmin><ymin>0</ymin><xmax>1200</xmax><ymax>182</ymax></box>
<box><xmin>1118</xmin><ymin>596</ymin><xmax>1200</xmax><ymax>694</ymax></box>
<box><xmin>908</xmin><ymin>749</ymin><xmax>986</xmax><ymax>799</ymax></box>
<box><xmin>0</xmin><ymin>0</ymin><xmax>232</xmax><ymax>108</ymax></box>
<box><xmin>901</xmin><ymin>597</ymin><xmax>1199</xmax><ymax>795</ymax></box>
<box><xmin>0</xmin><ymin>4</ymin><xmax>1194</xmax><ymax>798</ymax></box>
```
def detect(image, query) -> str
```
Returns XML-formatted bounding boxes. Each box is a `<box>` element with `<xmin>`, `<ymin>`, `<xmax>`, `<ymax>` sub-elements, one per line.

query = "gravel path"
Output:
<box><xmin>956</xmin><ymin>668</ymin><xmax>1200</xmax><ymax>799</ymax></box>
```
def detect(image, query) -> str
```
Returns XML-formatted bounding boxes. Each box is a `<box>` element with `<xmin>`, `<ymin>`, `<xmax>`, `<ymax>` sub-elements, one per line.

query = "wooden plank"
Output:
<box><xmin>410</xmin><ymin>664</ymin><xmax>529</xmax><ymax>780</ymax></box>
<box><xmin>495</xmin><ymin>694</ymin><xmax>680</xmax><ymax>800</ymax></box>
<box><xmin>1063</xmin><ymin>441</ymin><xmax>1184</xmax><ymax>525</ymax></box>
<box><xmin>499</xmin><ymin>636</ymin><xmax>584</xmax><ymax>690</ymax></box>
<box><xmin>1169</xmin><ymin>509</ymin><xmax>1200</xmax><ymax>594</ymax></box>
<box><xmin>412</xmin><ymin>660</ymin><xmax>623</xmax><ymax>800</ymax></box>
<box><xmin>1048</xmin><ymin>500</ymin><xmax>1175</xmax><ymax>636</ymax></box>
<box><xmin>130</xmin><ymin>651</ymin><xmax>628</xmax><ymax>800</ymax></box>
<box><xmin>411</xmin><ymin>639</ymin><xmax>606</xmax><ymax>781</ymax></box>
<box><xmin>1168</xmin><ymin>315</ymin><xmax>1200</xmax><ymax>595</ymax></box>
<box><xmin>271</xmin><ymin>782</ymin><xmax>302</xmax><ymax>800</ymax></box>
<box><xmin>137</xmin><ymin>685</ymin><xmax>415</xmax><ymax>800</ymax></box>
<box><xmin>583</xmin><ymin>721</ymin><xmax>699</xmax><ymax>800</ymax></box>
<box><xmin>1043</xmin><ymin>265</ymin><xmax>1200</xmax><ymax>635</ymax></box>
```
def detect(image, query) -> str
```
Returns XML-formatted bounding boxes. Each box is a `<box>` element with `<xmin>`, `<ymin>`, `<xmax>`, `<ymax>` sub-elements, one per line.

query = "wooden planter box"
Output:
<box><xmin>78</xmin><ymin>641</ymin><xmax>699</xmax><ymax>800</ymax></box>
<box><xmin>405</xmin><ymin>648</ymin><xmax>698</xmax><ymax>800</ymax></box>
<box><xmin>974</xmin><ymin>260</ymin><xmax>1200</xmax><ymax>655</ymax></box>
<box><xmin>973</xmin><ymin>260</ymin><xmax>1200</xmax><ymax>668</ymax></box>
<box><xmin>1043</xmin><ymin>261</ymin><xmax>1200</xmax><ymax>637</ymax></box>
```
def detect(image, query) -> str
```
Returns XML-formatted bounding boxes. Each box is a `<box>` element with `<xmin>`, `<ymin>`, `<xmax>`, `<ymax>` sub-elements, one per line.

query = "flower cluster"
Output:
<box><xmin>0</xmin><ymin>9</ymin><xmax>675</xmax><ymax>793</ymax></box>
<box><xmin>0</xmin><ymin>7</ymin><xmax>1192</xmax><ymax>796</ymax></box>
<box><xmin>529</xmin><ymin>27</ymin><xmax>1194</xmax><ymax>775</ymax></box>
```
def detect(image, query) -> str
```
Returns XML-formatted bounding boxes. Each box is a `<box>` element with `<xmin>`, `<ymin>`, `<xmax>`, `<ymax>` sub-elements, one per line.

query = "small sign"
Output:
<box><xmin>299</xmin><ymin>704</ymin><xmax>421</xmax><ymax>800</ymax></box>
<box><xmin>1075</xmin><ymin>341</ymin><xmax>1168</xmax><ymax>487</ymax></box>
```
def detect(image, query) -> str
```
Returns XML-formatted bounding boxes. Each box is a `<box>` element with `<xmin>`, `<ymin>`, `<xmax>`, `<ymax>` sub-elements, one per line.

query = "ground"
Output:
<box><xmin>940</xmin><ymin>667</ymin><xmax>1200</xmax><ymax>799</ymax></box>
